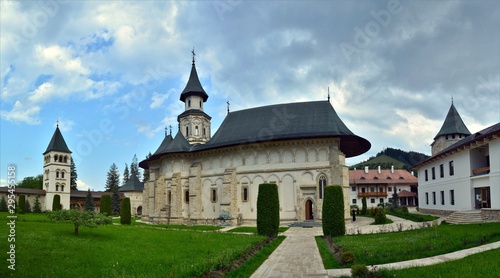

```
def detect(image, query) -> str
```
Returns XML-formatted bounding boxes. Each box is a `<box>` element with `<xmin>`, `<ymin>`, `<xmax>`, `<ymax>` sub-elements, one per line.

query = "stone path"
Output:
<box><xmin>250</xmin><ymin>227</ymin><xmax>328</xmax><ymax>278</ymax></box>
<box><xmin>248</xmin><ymin>211</ymin><xmax>500</xmax><ymax>277</ymax></box>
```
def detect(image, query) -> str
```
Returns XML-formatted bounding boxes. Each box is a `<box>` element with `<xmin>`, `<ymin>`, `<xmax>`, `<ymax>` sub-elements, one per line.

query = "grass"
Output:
<box><xmin>327</xmin><ymin>222</ymin><xmax>500</xmax><ymax>267</ymax></box>
<box><xmin>386</xmin><ymin>208</ymin><xmax>439</xmax><ymax>222</ymax></box>
<box><xmin>227</xmin><ymin>226</ymin><xmax>289</xmax><ymax>234</ymax></box>
<box><xmin>315</xmin><ymin>236</ymin><xmax>340</xmax><ymax>269</ymax></box>
<box><xmin>0</xmin><ymin>212</ymin><xmax>268</xmax><ymax>277</ymax></box>
<box><xmin>377</xmin><ymin>248</ymin><xmax>500</xmax><ymax>277</ymax></box>
<box><xmin>225</xmin><ymin>236</ymin><xmax>286</xmax><ymax>277</ymax></box>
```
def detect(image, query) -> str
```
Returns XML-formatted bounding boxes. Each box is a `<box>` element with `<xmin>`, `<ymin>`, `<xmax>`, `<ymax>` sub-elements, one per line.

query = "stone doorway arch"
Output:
<box><xmin>305</xmin><ymin>199</ymin><xmax>314</xmax><ymax>220</ymax></box>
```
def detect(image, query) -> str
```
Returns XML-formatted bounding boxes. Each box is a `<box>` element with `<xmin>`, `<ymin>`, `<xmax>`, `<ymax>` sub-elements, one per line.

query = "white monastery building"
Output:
<box><xmin>414</xmin><ymin>102</ymin><xmax>500</xmax><ymax>220</ymax></box>
<box><xmin>139</xmin><ymin>58</ymin><xmax>371</xmax><ymax>225</ymax></box>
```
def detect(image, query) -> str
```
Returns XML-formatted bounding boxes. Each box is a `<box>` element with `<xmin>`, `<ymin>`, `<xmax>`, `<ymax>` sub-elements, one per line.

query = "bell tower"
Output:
<box><xmin>178</xmin><ymin>49</ymin><xmax>212</xmax><ymax>145</ymax></box>
<box><xmin>431</xmin><ymin>101</ymin><xmax>471</xmax><ymax>155</ymax></box>
<box><xmin>43</xmin><ymin>124</ymin><xmax>72</xmax><ymax>210</ymax></box>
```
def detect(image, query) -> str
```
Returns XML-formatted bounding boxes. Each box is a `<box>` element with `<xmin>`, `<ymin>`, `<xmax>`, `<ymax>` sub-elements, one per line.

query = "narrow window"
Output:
<box><xmin>351</xmin><ymin>186</ymin><xmax>356</xmax><ymax>192</ymax></box>
<box><xmin>199</xmin><ymin>101</ymin><xmax>202</xmax><ymax>108</ymax></box>
<box><xmin>425</xmin><ymin>193</ymin><xmax>429</xmax><ymax>205</ymax></box>
<box><xmin>352</xmin><ymin>199</ymin><xmax>357</xmax><ymax>204</ymax></box>
<box><xmin>64</xmin><ymin>156</ymin><xmax>68</xmax><ymax>163</ymax></box>
<box><xmin>388</xmin><ymin>187</ymin><xmax>392</xmax><ymax>192</ymax></box>
<box><xmin>370</xmin><ymin>187</ymin><xmax>375</xmax><ymax>192</ymax></box>
<box><xmin>361</xmin><ymin>187</ymin><xmax>366</xmax><ymax>193</ymax></box>
<box><xmin>242</xmin><ymin>187</ymin><xmax>248</xmax><ymax>202</ymax></box>
<box><xmin>185</xmin><ymin>190</ymin><xmax>189</xmax><ymax>204</ymax></box>
<box><xmin>425</xmin><ymin>169</ymin><xmax>428</xmax><ymax>181</ymax></box>
<box><xmin>432</xmin><ymin>192</ymin><xmax>436</xmax><ymax>205</ymax></box>
<box><xmin>211</xmin><ymin>188</ymin><xmax>217</xmax><ymax>203</ymax></box>
<box><xmin>439</xmin><ymin>164</ymin><xmax>444</xmax><ymax>178</ymax></box>
<box><xmin>450</xmin><ymin>190</ymin><xmax>455</xmax><ymax>205</ymax></box>
<box><xmin>379</xmin><ymin>187</ymin><xmax>384</xmax><ymax>192</ymax></box>
<box><xmin>318</xmin><ymin>175</ymin><xmax>327</xmax><ymax>199</ymax></box>
<box><xmin>61</xmin><ymin>185</ymin><xmax>64</xmax><ymax>191</ymax></box>
<box><xmin>449</xmin><ymin>161</ymin><xmax>454</xmax><ymax>176</ymax></box>
<box><xmin>195</xmin><ymin>126</ymin><xmax>199</xmax><ymax>136</ymax></box>
<box><xmin>379</xmin><ymin>198</ymin><xmax>384</xmax><ymax>204</ymax></box>
<box><xmin>54</xmin><ymin>155</ymin><xmax>58</xmax><ymax>162</ymax></box>
<box><xmin>440</xmin><ymin>191</ymin><xmax>444</xmax><ymax>205</ymax></box>
<box><xmin>432</xmin><ymin>167</ymin><xmax>436</xmax><ymax>180</ymax></box>
<box><xmin>186</xmin><ymin>126</ymin><xmax>189</xmax><ymax>136</ymax></box>
<box><xmin>56</xmin><ymin>184</ymin><xmax>59</xmax><ymax>191</ymax></box>
<box><xmin>188</xmin><ymin>100</ymin><xmax>191</xmax><ymax>107</ymax></box>
<box><xmin>61</xmin><ymin>172</ymin><xmax>65</xmax><ymax>179</ymax></box>
<box><xmin>56</xmin><ymin>171</ymin><xmax>59</xmax><ymax>178</ymax></box>
<box><xmin>370</xmin><ymin>198</ymin><xmax>375</xmax><ymax>204</ymax></box>
<box><xmin>167</xmin><ymin>191</ymin><xmax>171</xmax><ymax>204</ymax></box>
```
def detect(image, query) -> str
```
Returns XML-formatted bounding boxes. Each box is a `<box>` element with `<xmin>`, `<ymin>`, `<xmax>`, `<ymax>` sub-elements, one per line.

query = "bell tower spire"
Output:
<box><xmin>178</xmin><ymin>49</ymin><xmax>212</xmax><ymax>145</ymax></box>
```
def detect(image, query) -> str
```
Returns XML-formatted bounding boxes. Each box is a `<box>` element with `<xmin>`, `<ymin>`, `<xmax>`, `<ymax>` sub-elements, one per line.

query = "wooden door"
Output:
<box><xmin>305</xmin><ymin>200</ymin><xmax>313</xmax><ymax>220</ymax></box>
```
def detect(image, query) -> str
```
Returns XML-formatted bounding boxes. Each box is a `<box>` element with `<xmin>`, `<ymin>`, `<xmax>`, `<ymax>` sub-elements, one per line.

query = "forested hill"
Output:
<box><xmin>349</xmin><ymin>148</ymin><xmax>430</xmax><ymax>171</ymax></box>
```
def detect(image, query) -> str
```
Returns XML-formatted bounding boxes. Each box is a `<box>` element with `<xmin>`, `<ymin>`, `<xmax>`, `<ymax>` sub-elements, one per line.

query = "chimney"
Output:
<box><xmin>364</xmin><ymin>166</ymin><xmax>369</xmax><ymax>174</ymax></box>
<box><xmin>391</xmin><ymin>165</ymin><xmax>394</xmax><ymax>174</ymax></box>
<box><xmin>411</xmin><ymin>171</ymin><xmax>414</xmax><ymax>176</ymax></box>
<box><xmin>354</xmin><ymin>167</ymin><xmax>357</xmax><ymax>170</ymax></box>
<box><xmin>377</xmin><ymin>165</ymin><xmax>381</xmax><ymax>174</ymax></box>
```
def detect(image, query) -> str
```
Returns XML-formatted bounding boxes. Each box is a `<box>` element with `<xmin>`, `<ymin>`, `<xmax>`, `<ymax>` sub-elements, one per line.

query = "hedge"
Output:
<box><xmin>257</xmin><ymin>183</ymin><xmax>279</xmax><ymax>238</ymax></box>
<box><xmin>18</xmin><ymin>195</ymin><xmax>26</xmax><ymax>214</ymax></box>
<box><xmin>322</xmin><ymin>185</ymin><xmax>345</xmax><ymax>237</ymax></box>
<box><xmin>120</xmin><ymin>198</ymin><xmax>131</xmax><ymax>225</ymax></box>
<box><xmin>52</xmin><ymin>194</ymin><xmax>61</xmax><ymax>211</ymax></box>
<box><xmin>100</xmin><ymin>195</ymin><xmax>112</xmax><ymax>216</ymax></box>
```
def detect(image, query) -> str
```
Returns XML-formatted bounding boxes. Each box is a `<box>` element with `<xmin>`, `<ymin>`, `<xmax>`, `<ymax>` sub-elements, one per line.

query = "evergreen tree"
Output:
<box><xmin>100</xmin><ymin>195</ymin><xmax>112</xmax><ymax>216</ymax></box>
<box><xmin>33</xmin><ymin>195</ymin><xmax>42</xmax><ymax>213</ymax></box>
<box><xmin>25</xmin><ymin>199</ymin><xmax>31</xmax><ymax>213</ymax></box>
<box><xmin>130</xmin><ymin>154</ymin><xmax>139</xmax><ymax>179</ymax></box>
<box><xmin>256</xmin><ymin>183</ymin><xmax>279</xmax><ymax>238</ymax></box>
<box><xmin>0</xmin><ymin>196</ymin><xmax>8</xmax><ymax>212</ymax></box>
<box><xmin>123</xmin><ymin>163</ymin><xmax>130</xmax><ymax>185</ymax></box>
<box><xmin>322</xmin><ymin>185</ymin><xmax>345</xmax><ymax>237</ymax></box>
<box><xmin>71</xmin><ymin>157</ymin><xmax>78</xmax><ymax>190</ymax></box>
<box><xmin>84</xmin><ymin>189</ymin><xmax>95</xmax><ymax>212</ymax></box>
<box><xmin>361</xmin><ymin>196</ymin><xmax>367</xmax><ymax>215</ymax></box>
<box><xmin>142</xmin><ymin>152</ymin><xmax>152</xmax><ymax>182</ymax></box>
<box><xmin>392</xmin><ymin>186</ymin><xmax>399</xmax><ymax>208</ymax></box>
<box><xmin>105</xmin><ymin>163</ymin><xmax>121</xmax><ymax>215</ymax></box>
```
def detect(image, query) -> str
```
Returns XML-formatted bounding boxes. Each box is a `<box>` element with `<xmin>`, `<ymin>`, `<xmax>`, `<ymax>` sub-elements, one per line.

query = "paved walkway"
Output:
<box><xmin>249</xmin><ymin>211</ymin><xmax>500</xmax><ymax>277</ymax></box>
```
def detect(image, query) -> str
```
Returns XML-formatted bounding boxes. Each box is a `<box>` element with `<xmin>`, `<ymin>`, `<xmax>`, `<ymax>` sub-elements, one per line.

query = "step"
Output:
<box><xmin>446</xmin><ymin>210</ymin><xmax>486</xmax><ymax>224</ymax></box>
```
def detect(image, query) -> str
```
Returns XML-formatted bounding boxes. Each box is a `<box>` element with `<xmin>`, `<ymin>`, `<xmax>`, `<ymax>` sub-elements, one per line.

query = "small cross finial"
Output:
<box><xmin>56</xmin><ymin>119</ymin><xmax>59</xmax><ymax>128</ymax></box>
<box><xmin>169</xmin><ymin>125</ymin><xmax>172</xmax><ymax>135</ymax></box>
<box><xmin>328</xmin><ymin>87</ymin><xmax>330</xmax><ymax>102</ymax></box>
<box><xmin>451</xmin><ymin>95</ymin><xmax>454</xmax><ymax>104</ymax></box>
<box><xmin>191</xmin><ymin>47</ymin><xmax>196</xmax><ymax>65</ymax></box>
<box><xmin>165</xmin><ymin>126</ymin><xmax>168</xmax><ymax>136</ymax></box>
<box><xmin>227</xmin><ymin>100</ymin><xmax>230</xmax><ymax>114</ymax></box>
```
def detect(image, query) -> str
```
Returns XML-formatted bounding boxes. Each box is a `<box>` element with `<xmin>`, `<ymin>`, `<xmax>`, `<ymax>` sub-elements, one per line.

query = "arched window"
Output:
<box><xmin>199</xmin><ymin>101</ymin><xmax>202</xmax><ymax>108</ymax></box>
<box><xmin>61</xmin><ymin>184</ymin><xmax>64</xmax><ymax>191</ymax></box>
<box><xmin>242</xmin><ymin>187</ymin><xmax>249</xmax><ymax>202</ymax></box>
<box><xmin>64</xmin><ymin>156</ymin><xmax>68</xmax><ymax>163</ymax></box>
<box><xmin>54</xmin><ymin>155</ymin><xmax>58</xmax><ymax>162</ymax></box>
<box><xmin>195</xmin><ymin>126</ymin><xmax>199</xmax><ymax>136</ymax></box>
<box><xmin>61</xmin><ymin>171</ymin><xmax>65</xmax><ymax>179</ymax></box>
<box><xmin>56</xmin><ymin>170</ymin><xmax>60</xmax><ymax>178</ymax></box>
<box><xmin>188</xmin><ymin>100</ymin><xmax>191</xmax><ymax>107</ymax></box>
<box><xmin>56</xmin><ymin>184</ymin><xmax>59</xmax><ymax>191</ymax></box>
<box><xmin>185</xmin><ymin>190</ymin><xmax>189</xmax><ymax>204</ymax></box>
<box><xmin>211</xmin><ymin>188</ymin><xmax>217</xmax><ymax>203</ymax></box>
<box><xmin>186</xmin><ymin>126</ymin><xmax>189</xmax><ymax>136</ymax></box>
<box><xmin>319</xmin><ymin>175</ymin><xmax>327</xmax><ymax>199</ymax></box>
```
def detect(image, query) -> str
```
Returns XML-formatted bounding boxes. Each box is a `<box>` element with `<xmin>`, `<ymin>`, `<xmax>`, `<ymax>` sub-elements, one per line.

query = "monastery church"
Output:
<box><xmin>139</xmin><ymin>57</ymin><xmax>371</xmax><ymax>225</ymax></box>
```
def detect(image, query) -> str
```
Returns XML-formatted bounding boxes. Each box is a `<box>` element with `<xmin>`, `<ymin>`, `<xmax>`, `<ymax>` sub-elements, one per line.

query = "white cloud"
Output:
<box><xmin>76</xmin><ymin>179</ymin><xmax>92</xmax><ymax>191</ymax></box>
<box><xmin>0</xmin><ymin>100</ymin><xmax>41</xmax><ymax>125</ymax></box>
<box><xmin>150</xmin><ymin>91</ymin><xmax>169</xmax><ymax>109</ymax></box>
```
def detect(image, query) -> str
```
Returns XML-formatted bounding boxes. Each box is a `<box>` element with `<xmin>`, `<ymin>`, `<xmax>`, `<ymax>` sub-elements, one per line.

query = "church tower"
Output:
<box><xmin>431</xmin><ymin>101</ymin><xmax>471</xmax><ymax>155</ymax></box>
<box><xmin>178</xmin><ymin>50</ymin><xmax>211</xmax><ymax>145</ymax></box>
<box><xmin>43</xmin><ymin>125</ymin><xmax>72</xmax><ymax>210</ymax></box>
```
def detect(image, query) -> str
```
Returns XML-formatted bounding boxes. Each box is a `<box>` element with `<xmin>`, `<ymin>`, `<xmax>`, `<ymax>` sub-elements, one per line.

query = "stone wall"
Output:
<box><xmin>418</xmin><ymin>208</ymin><xmax>454</xmax><ymax>217</ymax></box>
<box><xmin>482</xmin><ymin>209</ymin><xmax>500</xmax><ymax>221</ymax></box>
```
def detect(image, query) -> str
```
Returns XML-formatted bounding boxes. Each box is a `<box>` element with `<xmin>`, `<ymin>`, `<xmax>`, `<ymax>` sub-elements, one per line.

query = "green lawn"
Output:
<box><xmin>319</xmin><ymin>222</ymin><xmax>500</xmax><ymax>268</ymax></box>
<box><xmin>378</xmin><ymin>248</ymin><xmax>500</xmax><ymax>277</ymax></box>
<box><xmin>0</xmin><ymin>212</ymin><xmax>267</xmax><ymax>277</ymax></box>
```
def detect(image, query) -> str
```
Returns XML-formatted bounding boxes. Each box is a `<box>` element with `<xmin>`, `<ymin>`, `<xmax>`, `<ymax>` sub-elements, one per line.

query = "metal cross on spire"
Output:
<box><xmin>227</xmin><ymin>100</ymin><xmax>230</xmax><ymax>114</ymax></box>
<box><xmin>169</xmin><ymin>125</ymin><xmax>172</xmax><ymax>135</ymax></box>
<box><xmin>191</xmin><ymin>47</ymin><xmax>196</xmax><ymax>65</ymax></box>
<box><xmin>328</xmin><ymin>87</ymin><xmax>330</xmax><ymax>102</ymax></box>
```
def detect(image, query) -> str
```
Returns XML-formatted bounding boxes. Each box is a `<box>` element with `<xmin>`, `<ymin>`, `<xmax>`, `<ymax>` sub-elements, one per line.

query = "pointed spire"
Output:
<box><xmin>179</xmin><ymin>49</ymin><xmax>208</xmax><ymax>102</ymax></box>
<box><xmin>44</xmin><ymin>126</ymin><xmax>71</xmax><ymax>154</ymax></box>
<box><xmin>434</xmin><ymin>102</ymin><xmax>471</xmax><ymax>140</ymax></box>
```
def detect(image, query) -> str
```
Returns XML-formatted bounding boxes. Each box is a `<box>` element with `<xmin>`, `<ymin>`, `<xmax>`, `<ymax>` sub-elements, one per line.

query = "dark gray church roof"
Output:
<box><xmin>179</xmin><ymin>63</ymin><xmax>208</xmax><ymax>102</ymax></box>
<box><xmin>153</xmin><ymin>134</ymin><xmax>173</xmax><ymax>155</ymax></box>
<box><xmin>44</xmin><ymin>126</ymin><xmax>71</xmax><ymax>154</ymax></box>
<box><xmin>434</xmin><ymin>103</ymin><xmax>471</xmax><ymax>139</ymax></box>
<box><xmin>141</xmin><ymin>100</ymin><xmax>370</xmax><ymax>168</ymax></box>
<box><xmin>119</xmin><ymin>174</ymin><xmax>144</xmax><ymax>192</ymax></box>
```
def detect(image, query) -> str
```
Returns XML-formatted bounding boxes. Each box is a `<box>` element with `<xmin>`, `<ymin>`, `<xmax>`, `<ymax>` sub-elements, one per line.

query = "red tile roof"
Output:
<box><xmin>398</xmin><ymin>190</ymin><xmax>417</xmax><ymax>197</ymax></box>
<box><xmin>349</xmin><ymin>169</ymin><xmax>417</xmax><ymax>186</ymax></box>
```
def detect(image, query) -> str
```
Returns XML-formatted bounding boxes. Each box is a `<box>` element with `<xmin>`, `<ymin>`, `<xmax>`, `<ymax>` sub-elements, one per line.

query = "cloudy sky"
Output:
<box><xmin>1</xmin><ymin>0</ymin><xmax>499</xmax><ymax>191</ymax></box>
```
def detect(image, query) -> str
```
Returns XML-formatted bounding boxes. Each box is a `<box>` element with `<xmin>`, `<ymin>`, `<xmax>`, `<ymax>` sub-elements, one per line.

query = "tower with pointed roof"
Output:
<box><xmin>431</xmin><ymin>102</ymin><xmax>471</xmax><ymax>155</ymax></box>
<box><xmin>178</xmin><ymin>50</ymin><xmax>212</xmax><ymax>145</ymax></box>
<box><xmin>43</xmin><ymin>125</ymin><xmax>72</xmax><ymax>210</ymax></box>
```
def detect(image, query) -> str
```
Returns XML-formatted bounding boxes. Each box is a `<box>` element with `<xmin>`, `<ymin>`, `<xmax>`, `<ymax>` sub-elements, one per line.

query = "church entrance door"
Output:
<box><xmin>305</xmin><ymin>199</ymin><xmax>314</xmax><ymax>220</ymax></box>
